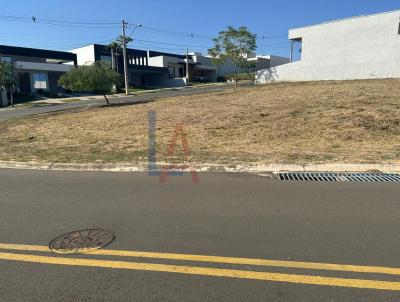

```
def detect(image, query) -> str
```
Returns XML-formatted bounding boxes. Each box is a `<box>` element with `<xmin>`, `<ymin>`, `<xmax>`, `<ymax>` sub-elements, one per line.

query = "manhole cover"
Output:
<box><xmin>49</xmin><ymin>229</ymin><xmax>115</xmax><ymax>254</ymax></box>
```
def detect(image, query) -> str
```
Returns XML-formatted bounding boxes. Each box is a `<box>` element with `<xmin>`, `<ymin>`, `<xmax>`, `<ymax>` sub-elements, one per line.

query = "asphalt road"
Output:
<box><xmin>0</xmin><ymin>84</ymin><xmax>235</xmax><ymax>122</ymax></box>
<box><xmin>0</xmin><ymin>169</ymin><xmax>400</xmax><ymax>301</ymax></box>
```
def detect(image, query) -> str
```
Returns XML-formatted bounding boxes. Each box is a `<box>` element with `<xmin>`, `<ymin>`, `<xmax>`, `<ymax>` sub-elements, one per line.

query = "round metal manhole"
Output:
<box><xmin>49</xmin><ymin>229</ymin><xmax>115</xmax><ymax>254</ymax></box>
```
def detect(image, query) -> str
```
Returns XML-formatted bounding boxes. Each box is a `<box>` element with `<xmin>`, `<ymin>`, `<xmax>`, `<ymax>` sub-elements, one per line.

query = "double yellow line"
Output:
<box><xmin>0</xmin><ymin>243</ymin><xmax>400</xmax><ymax>291</ymax></box>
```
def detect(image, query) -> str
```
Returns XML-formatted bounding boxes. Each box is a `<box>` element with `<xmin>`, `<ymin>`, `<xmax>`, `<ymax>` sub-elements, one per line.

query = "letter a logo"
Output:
<box><xmin>159</xmin><ymin>123</ymin><xmax>199</xmax><ymax>184</ymax></box>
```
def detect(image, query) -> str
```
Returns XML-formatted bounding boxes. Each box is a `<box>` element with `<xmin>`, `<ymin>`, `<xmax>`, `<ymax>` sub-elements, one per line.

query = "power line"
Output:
<box><xmin>0</xmin><ymin>14</ymin><xmax>119</xmax><ymax>28</ymax></box>
<box><xmin>257</xmin><ymin>41</ymin><xmax>290</xmax><ymax>47</ymax></box>
<box><xmin>0</xmin><ymin>31</ymin><xmax>114</xmax><ymax>40</ymax></box>
<box><xmin>0</xmin><ymin>13</ymin><xmax>120</xmax><ymax>25</ymax></box>
<box><xmin>134</xmin><ymin>41</ymin><xmax>189</xmax><ymax>52</ymax></box>
<box><xmin>135</xmin><ymin>38</ymin><xmax>211</xmax><ymax>49</ymax></box>
<box><xmin>0</xmin><ymin>12</ymin><xmax>292</xmax><ymax>54</ymax></box>
<box><xmin>258</xmin><ymin>34</ymin><xmax>288</xmax><ymax>40</ymax></box>
<box><xmin>135</xmin><ymin>41</ymin><xmax>208</xmax><ymax>54</ymax></box>
<box><xmin>135</xmin><ymin>26</ymin><xmax>214</xmax><ymax>40</ymax></box>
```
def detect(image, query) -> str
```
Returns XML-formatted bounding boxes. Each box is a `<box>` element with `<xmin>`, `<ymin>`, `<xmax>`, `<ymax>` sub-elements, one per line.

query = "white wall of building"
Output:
<box><xmin>70</xmin><ymin>45</ymin><xmax>95</xmax><ymax>65</ymax></box>
<box><xmin>14</xmin><ymin>61</ymin><xmax>74</xmax><ymax>73</ymax></box>
<box><xmin>256</xmin><ymin>10</ymin><xmax>400</xmax><ymax>83</ymax></box>
<box><xmin>147</xmin><ymin>56</ymin><xmax>166</xmax><ymax>67</ymax></box>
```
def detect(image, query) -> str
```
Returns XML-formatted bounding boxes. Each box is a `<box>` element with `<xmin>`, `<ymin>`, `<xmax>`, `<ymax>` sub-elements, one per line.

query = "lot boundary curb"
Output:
<box><xmin>0</xmin><ymin>161</ymin><xmax>399</xmax><ymax>174</ymax></box>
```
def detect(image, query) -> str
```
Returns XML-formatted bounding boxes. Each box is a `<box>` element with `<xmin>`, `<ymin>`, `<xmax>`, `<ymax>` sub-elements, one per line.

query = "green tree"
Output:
<box><xmin>208</xmin><ymin>26</ymin><xmax>257</xmax><ymax>86</ymax></box>
<box><xmin>58</xmin><ymin>62</ymin><xmax>121</xmax><ymax>105</ymax></box>
<box><xmin>0</xmin><ymin>61</ymin><xmax>18</xmax><ymax>107</ymax></box>
<box><xmin>116</xmin><ymin>35</ymin><xmax>133</xmax><ymax>46</ymax></box>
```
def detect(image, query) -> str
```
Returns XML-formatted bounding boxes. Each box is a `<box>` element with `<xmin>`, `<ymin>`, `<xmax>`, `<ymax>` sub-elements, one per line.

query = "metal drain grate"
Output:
<box><xmin>278</xmin><ymin>173</ymin><xmax>400</xmax><ymax>182</ymax></box>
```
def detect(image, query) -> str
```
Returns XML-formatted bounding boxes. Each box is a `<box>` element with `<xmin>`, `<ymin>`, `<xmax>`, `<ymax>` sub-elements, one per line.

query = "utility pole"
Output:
<box><xmin>122</xmin><ymin>20</ymin><xmax>129</xmax><ymax>95</ymax></box>
<box><xmin>186</xmin><ymin>48</ymin><xmax>189</xmax><ymax>85</ymax></box>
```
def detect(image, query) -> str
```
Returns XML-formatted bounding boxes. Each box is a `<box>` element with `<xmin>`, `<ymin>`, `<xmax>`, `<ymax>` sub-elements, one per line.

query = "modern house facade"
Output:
<box><xmin>0</xmin><ymin>45</ymin><xmax>77</xmax><ymax>106</ymax></box>
<box><xmin>71</xmin><ymin>44</ymin><xmax>193</xmax><ymax>88</ymax></box>
<box><xmin>256</xmin><ymin>10</ymin><xmax>400</xmax><ymax>83</ymax></box>
<box><xmin>71</xmin><ymin>44</ymin><xmax>289</xmax><ymax>88</ymax></box>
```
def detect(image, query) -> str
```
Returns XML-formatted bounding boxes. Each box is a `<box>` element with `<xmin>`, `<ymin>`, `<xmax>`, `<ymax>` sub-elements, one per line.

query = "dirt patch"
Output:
<box><xmin>0</xmin><ymin>79</ymin><xmax>399</xmax><ymax>165</ymax></box>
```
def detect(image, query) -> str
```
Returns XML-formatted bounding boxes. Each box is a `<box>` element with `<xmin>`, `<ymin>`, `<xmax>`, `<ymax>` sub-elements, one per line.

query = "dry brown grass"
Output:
<box><xmin>1</xmin><ymin>79</ymin><xmax>400</xmax><ymax>165</ymax></box>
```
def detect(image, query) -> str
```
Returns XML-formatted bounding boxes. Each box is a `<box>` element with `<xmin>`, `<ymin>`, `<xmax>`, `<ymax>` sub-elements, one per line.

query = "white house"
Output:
<box><xmin>71</xmin><ymin>44</ymin><xmax>289</xmax><ymax>88</ymax></box>
<box><xmin>256</xmin><ymin>10</ymin><xmax>400</xmax><ymax>83</ymax></box>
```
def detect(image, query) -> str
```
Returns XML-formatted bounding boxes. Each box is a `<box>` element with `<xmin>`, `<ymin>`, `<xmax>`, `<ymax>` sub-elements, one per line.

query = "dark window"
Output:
<box><xmin>168</xmin><ymin>66</ymin><xmax>175</xmax><ymax>78</ymax></box>
<box><xmin>398</xmin><ymin>22</ymin><xmax>400</xmax><ymax>35</ymax></box>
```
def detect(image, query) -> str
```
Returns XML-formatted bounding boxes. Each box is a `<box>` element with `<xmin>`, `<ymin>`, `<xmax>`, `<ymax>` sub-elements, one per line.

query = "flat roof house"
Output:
<box><xmin>71</xmin><ymin>44</ymin><xmax>195</xmax><ymax>88</ymax></box>
<box><xmin>71</xmin><ymin>44</ymin><xmax>289</xmax><ymax>87</ymax></box>
<box><xmin>256</xmin><ymin>10</ymin><xmax>400</xmax><ymax>83</ymax></box>
<box><xmin>0</xmin><ymin>45</ymin><xmax>77</xmax><ymax>106</ymax></box>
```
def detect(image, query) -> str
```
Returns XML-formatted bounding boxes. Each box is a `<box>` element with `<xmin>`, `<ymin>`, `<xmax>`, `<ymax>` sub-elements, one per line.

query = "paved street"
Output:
<box><xmin>0</xmin><ymin>84</ymin><xmax>235</xmax><ymax>122</ymax></box>
<box><xmin>0</xmin><ymin>169</ymin><xmax>400</xmax><ymax>301</ymax></box>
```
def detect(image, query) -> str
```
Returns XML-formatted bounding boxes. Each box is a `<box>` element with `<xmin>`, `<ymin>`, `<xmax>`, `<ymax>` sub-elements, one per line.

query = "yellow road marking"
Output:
<box><xmin>0</xmin><ymin>251</ymin><xmax>400</xmax><ymax>291</ymax></box>
<box><xmin>0</xmin><ymin>243</ymin><xmax>400</xmax><ymax>277</ymax></box>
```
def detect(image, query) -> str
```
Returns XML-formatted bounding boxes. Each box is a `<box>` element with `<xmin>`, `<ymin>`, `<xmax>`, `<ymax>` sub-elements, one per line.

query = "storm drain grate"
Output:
<box><xmin>278</xmin><ymin>173</ymin><xmax>400</xmax><ymax>182</ymax></box>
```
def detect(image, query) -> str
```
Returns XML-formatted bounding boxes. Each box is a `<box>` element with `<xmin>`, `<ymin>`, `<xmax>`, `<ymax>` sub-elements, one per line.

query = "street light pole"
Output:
<box><xmin>122</xmin><ymin>20</ymin><xmax>129</xmax><ymax>95</ymax></box>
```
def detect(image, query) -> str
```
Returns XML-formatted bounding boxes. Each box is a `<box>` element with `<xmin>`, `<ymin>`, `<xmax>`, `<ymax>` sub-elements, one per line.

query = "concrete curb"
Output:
<box><xmin>0</xmin><ymin>161</ymin><xmax>399</xmax><ymax>174</ymax></box>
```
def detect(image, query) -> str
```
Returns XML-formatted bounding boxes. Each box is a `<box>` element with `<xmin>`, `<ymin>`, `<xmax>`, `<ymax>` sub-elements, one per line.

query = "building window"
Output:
<box><xmin>0</xmin><ymin>56</ymin><xmax>12</xmax><ymax>63</ymax></box>
<box><xmin>100</xmin><ymin>55</ymin><xmax>112</xmax><ymax>64</ymax></box>
<box><xmin>168</xmin><ymin>66</ymin><xmax>175</xmax><ymax>78</ymax></box>
<box><xmin>33</xmin><ymin>73</ymin><xmax>47</xmax><ymax>89</ymax></box>
<box><xmin>179</xmin><ymin>68</ymin><xmax>184</xmax><ymax>78</ymax></box>
<box><xmin>398</xmin><ymin>22</ymin><xmax>400</xmax><ymax>35</ymax></box>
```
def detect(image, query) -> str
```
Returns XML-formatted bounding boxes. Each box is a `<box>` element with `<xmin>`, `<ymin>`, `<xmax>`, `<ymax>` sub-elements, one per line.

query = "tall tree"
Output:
<box><xmin>58</xmin><ymin>62</ymin><xmax>121</xmax><ymax>105</ymax></box>
<box><xmin>0</xmin><ymin>61</ymin><xmax>18</xmax><ymax>107</ymax></box>
<box><xmin>208</xmin><ymin>26</ymin><xmax>257</xmax><ymax>86</ymax></box>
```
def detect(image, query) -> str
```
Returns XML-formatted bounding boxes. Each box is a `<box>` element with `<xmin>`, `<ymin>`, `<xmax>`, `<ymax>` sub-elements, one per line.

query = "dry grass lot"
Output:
<box><xmin>0</xmin><ymin>79</ymin><xmax>400</xmax><ymax>165</ymax></box>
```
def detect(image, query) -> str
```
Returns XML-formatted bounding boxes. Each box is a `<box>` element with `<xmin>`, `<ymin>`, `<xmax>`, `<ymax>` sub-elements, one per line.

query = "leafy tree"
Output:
<box><xmin>0</xmin><ymin>61</ymin><xmax>18</xmax><ymax>107</ymax></box>
<box><xmin>208</xmin><ymin>26</ymin><xmax>257</xmax><ymax>86</ymax></box>
<box><xmin>58</xmin><ymin>62</ymin><xmax>121</xmax><ymax>105</ymax></box>
<box><xmin>116</xmin><ymin>35</ymin><xmax>133</xmax><ymax>46</ymax></box>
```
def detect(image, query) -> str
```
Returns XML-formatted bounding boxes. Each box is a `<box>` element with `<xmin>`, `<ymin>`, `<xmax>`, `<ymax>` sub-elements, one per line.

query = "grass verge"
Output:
<box><xmin>0</xmin><ymin>79</ymin><xmax>399</xmax><ymax>165</ymax></box>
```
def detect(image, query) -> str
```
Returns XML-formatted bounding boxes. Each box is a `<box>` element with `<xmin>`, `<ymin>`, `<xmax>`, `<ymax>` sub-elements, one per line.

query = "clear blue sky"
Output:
<box><xmin>0</xmin><ymin>0</ymin><xmax>399</xmax><ymax>57</ymax></box>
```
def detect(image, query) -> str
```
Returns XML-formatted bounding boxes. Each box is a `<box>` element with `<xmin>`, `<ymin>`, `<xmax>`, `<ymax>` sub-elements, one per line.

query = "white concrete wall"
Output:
<box><xmin>148</xmin><ymin>56</ymin><xmax>168</xmax><ymax>67</ymax></box>
<box><xmin>70</xmin><ymin>45</ymin><xmax>95</xmax><ymax>66</ymax></box>
<box><xmin>14</xmin><ymin>61</ymin><xmax>74</xmax><ymax>72</ymax></box>
<box><xmin>256</xmin><ymin>10</ymin><xmax>400</xmax><ymax>83</ymax></box>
